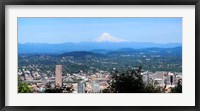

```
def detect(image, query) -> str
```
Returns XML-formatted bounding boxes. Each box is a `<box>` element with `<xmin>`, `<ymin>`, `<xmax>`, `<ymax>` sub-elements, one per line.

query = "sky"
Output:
<box><xmin>18</xmin><ymin>18</ymin><xmax>182</xmax><ymax>44</ymax></box>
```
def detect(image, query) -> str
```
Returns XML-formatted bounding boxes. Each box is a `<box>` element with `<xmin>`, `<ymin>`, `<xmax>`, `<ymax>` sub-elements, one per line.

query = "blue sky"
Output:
<box><xmin>18</xmin><ymin>18</ymin><xmax>182</xmax><ymax>44</ymax></box>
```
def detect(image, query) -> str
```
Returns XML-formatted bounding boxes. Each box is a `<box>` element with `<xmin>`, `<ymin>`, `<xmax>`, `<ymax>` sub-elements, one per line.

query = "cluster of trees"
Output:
<box><xmin>171</xmin><ymin>79</ymin><xmax>182</xmax><ymax>93</ymax></box>
<box><xmin>44</xmin><ymin>82</ymin><xmax>75</xmax><ymax>93</ymax></box>
<box><xmin>103</xmin><ymin>66</ymin><xmax>162</xmax><ymax>93</ymax></box>
<box><xmin>18</xmin><ymin>78</ymin><xmax>32</xmax><ymax>93</ymax></box>
<box><xmin>103</xmin><ymin>66</ymin><xmax>182</xmax><ymax>93</ymax></box>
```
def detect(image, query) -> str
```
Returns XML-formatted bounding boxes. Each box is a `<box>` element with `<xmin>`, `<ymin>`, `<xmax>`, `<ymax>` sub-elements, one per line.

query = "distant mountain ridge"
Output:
<box><xmin>107</xmin><ymin>46</ymin><xmax>182</xmax><ymax>56</ymax></box>
<box><xmin>18</xmin><ymin>42</ymin><xmax>182</xmax><ymax>54</ymax></box>
<box><xmin>59</xmin><ymin>51</ymin><xmax>106</xmax><ymax>58</ymax></box>
<box><xmin>55</xmin><ymin>46</ymin><xmax>182</xmax><ymax>58</ymax></box>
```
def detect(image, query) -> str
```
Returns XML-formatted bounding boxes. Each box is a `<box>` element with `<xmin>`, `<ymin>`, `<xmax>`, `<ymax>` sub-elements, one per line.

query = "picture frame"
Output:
<box><xmin>0</xmin><ymin>0</ymin><xmax>200</xmax><ymax>111</ymax></box>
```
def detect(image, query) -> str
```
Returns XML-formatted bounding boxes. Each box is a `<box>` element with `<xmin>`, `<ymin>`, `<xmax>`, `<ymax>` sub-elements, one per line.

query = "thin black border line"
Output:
<box><xmin>1</xmin><ymin>1</ymin><xmax>5</xmax><ymax>111</ymax></box>
<box><xmin>195</xmin><ymin>1</ymin><xmax>200</xmax><ymax>109</ymax></box>
<box><xmin>1</xmin><ymin>0</ymin><xmax>200</xmax><ymax>5</ymax></box>
<box><xmin>1</xmin><ymin>0</ymin><xmax>200</xmax><ymax>111</ymax></box>
<box><xmin>17</xmin><ymin>16</ymin><xmax>183</xmax><ymax>18</ymax></box>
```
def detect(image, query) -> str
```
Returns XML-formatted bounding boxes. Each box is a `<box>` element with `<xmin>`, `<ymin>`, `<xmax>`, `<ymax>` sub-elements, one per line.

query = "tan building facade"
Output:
<box><xmin>55</xmin><ymin>65</ymin><xmax>62</xmax><ymax>87</ymax></box>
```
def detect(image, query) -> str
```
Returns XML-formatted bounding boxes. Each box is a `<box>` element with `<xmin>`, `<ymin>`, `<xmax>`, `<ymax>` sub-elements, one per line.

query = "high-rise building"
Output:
<box><xmin>78</xmin><ymin>81</ymin><xmax>86</xmax><ymax>93</ymax></box>
<box><xmin>92</xmin><ymin>80</ymin><xmax>100</xmax><ymax>93</ymax></box>
<box><xmin>168</xmin><ymin>72</ymin><xmax>175</xmax><ymax>85</ymax></box>
<box><xmin>153</xmin><ymin>71</ymin><xmax>167</xmax><ymax>87</ymax></box>
<box><xmin>55</xmin><ymin>65</ymin><xmax>62</xmax><ymax>87</ymax></box>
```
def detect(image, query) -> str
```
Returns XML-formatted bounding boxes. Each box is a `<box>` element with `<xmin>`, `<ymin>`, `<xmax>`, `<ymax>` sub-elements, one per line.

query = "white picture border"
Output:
<box><xmin>5</xmin><ymin>5</ymin><xmax>195</xmax><ymax>106</ymax></box>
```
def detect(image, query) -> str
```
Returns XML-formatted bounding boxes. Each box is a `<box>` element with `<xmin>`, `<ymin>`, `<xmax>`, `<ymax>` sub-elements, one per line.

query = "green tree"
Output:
<box><xmin>44</xmin><ymin>82</ymin><xmax>74</xmax><ymax>93</ymax></box>
<box><xmin>104</xmin><ymin>66</ymin><xmax>162</xmax><ymax>93</ymax></box>
<box><xmin>18</xmin><ymin>77</ymin><xmax>32</xmax><ymax>93</ymax></box>
<box><xmin>108</xmin><ymin>66</ymin><xmax>145</xmax><ymax>93</ymax></box>
<box><xmin>44</xmin><ymin>82</ymin><xmax>62</xmax><ymax>93</ymax></box>
<box><xmin>144</xmin><ymin>81</ymin><xmax>162</xmax><ymax>93</ymax></box>
<box><xmin>102</xmin><ymin>88</ymin><xmax>111</xmax><ymax>93</ymax></box>
<box><xmin>171</xmin><ymin>79</ymin><xmax>182</xmax><ymax>93</ymax></box>
<box><xmin>18</xmin><ymin>82</ymin><xmax>32</xmax><ymax>93</ymax></box>
<box><xmin>45</xmin><ymin>88</ymin><xmax>63</xmax><ymax>93</ymax></box>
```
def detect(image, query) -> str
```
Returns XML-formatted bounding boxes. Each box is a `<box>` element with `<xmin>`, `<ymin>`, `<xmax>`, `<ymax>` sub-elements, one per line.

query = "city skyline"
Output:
<box><xmin>18</xmin><ymin>18</ymin><xmax>182</xmax><ymax>44</ymax></box>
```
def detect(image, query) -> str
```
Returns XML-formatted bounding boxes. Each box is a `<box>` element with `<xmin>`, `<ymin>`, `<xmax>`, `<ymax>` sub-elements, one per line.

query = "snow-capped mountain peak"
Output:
<box><xmin>93</xmin><ymin>32</ymin><xmax>127</xmax><ymax>42</ymax></box>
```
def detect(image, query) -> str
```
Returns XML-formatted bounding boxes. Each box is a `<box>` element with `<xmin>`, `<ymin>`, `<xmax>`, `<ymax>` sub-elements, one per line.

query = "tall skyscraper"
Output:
<box><xmin>55</xmin><ymin>65</ymin><xmax>62</xmax><ymax>87</ymax></box>
<box><xmin>168</xmin><ymin>72</ymin><xmax>174</xmax><ymax>85</ymax></box>
<box><xmin>78</xmin><ymin>81</ymin><xmax>86</xmax><ymax>93</ymax></box>
<box><xmin>92</xmin><ymin>80</ymin><xmax>100</xmax><ymax>93</ymax></box>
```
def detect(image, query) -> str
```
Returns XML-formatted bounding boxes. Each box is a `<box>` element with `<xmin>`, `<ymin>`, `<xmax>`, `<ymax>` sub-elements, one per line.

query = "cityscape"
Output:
<box><xmin>18</xmin><ymin>18</ymin><xmax>182</xmax><ymax>93</ymax></box>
